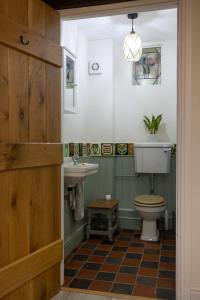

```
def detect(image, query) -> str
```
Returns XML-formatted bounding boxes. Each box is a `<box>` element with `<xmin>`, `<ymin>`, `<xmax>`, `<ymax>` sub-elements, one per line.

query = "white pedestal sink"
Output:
<box><xmin>64</xmin><ymin>159</ymin><xmax>99</xmax><ymax>187</ymax></box>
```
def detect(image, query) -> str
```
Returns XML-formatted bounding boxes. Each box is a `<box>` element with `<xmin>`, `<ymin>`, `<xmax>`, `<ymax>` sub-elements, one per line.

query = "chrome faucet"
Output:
<box><xmin>72</xmin><ymin>156</ymin><xmax>78</xmax><ymax>165</ymax></box>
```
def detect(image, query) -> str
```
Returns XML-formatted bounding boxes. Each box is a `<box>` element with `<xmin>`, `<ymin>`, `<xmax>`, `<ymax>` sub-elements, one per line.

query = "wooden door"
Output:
<box><xmin>0</xmin><ymin>0</ymin><xmax>63</xmax><ymax>299</ymax></box>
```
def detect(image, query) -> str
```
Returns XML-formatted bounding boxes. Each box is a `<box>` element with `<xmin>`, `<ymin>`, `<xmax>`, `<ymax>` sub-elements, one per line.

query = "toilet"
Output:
<box><xmin>134</xmin><ymin>142</ymin><xmax>173</xmax><ymax>241</ymax></box>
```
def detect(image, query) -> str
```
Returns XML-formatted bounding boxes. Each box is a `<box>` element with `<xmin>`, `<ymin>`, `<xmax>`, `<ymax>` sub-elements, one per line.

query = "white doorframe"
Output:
<box><xmin>60</xmin><ymin>1</ymin><xmax>194</xmax><ymax>299</ymax></box>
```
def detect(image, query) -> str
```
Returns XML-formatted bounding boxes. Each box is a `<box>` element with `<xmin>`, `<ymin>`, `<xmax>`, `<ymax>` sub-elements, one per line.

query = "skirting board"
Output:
<box><xmin>118</xmin><ymin>208</ymin><xmax>173</xmax><ymax>230</ymax></box>
<box><xmin>64</xmin><ymin>209</ymin><xmax>173</xmax><ymax>257</ymax></box>
<box><xmin>64</xmin><ymin>223</ymin><xmax>87</xmax><ymax>257</ymax></box>
<box><xmin>190</xmin><ymin>288</ymin><xmax>200</xmax><ymax>300</ymax></box>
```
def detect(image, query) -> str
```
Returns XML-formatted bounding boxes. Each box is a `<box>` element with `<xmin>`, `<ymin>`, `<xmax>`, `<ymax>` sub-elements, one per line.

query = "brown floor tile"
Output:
<box><xmin>100</xmin><ymin>264</ymin><xmax>119</xmax><ymax>272</ymax></box>
<box><xmin>128</xmin><ymin>247</ymin><xmax>144</xmax><ymax>253</ymax></box>
<box><xmin>158</xmin><ymin>278</ymin><xmax>176</xmax><ymax>289</ymax></box>
<box><xmin>63</xmin><ymin>229</ymin><xmax>176</xmax><ymax>298</ymax></box>
<box><xmin>143</xmin><ymin>254</ymin><xmax>159</xmax><ymax>262</ymax></box>
<box><xmin>114</xmin><ymin>241</ymin><xmax>130</xmax><ymax>247</ymax></box>
<box><xmin>133</xmin><ymin>284</ymin><xmax>156</xmax><ymax>298</ymax></box>
<box><xmin>160</xmin><ymin>262</ymin><xmax>176</xmax><ymax>271</ymax></box>
<box><xmin>109</xmin><ymin>251</ymin><xmax>125</xmax><ymax>258</ymax></box>
<box><xmin>115</xmin><ymin>273</ymin><xmax>136</xmax><ymax>284</ymax></box>
<box><xmin>89</xmin><ymin>280</ymin><xmax>112</xmax><ymax>292</ymax></box>
<box><xmin>63</xmin><ymin>276</ymin><xmax>72</xmax><ymax>286</ymax></box>
<box><xmin>76</xmin><ymin>248</ymin><xmax>93</xmax><ymax>255</ymax></box>
<box><xmin>132</xmin><ymin>235</ymin><xmax>144</xmax><ymax>241</ymax></box>
<box><xmin>161</xmin><ymin>250</ymin><xmax>176</xmax><ymax>257</ymax></box>
<box><xmin>162</xmin><ymin>240</ymin><xmax>176</xmax><ymax>245</ymax></box>
<box><xmin>145</xmin><ymin>242</ymin><xmax>161</xmax><ymax>250</ymax></box>
<box><xmin>88</xmin><ymin>256</ymin><xmax>105</xmax><ymax>263</ymax></box>
<box><xmin>123</xmin><ymin>258</ymin><xmax>141</xmax><ymax>267</ymax></box>
<box><xmin>77</xmin><ymin>269</ymin><xmax>97</xmax><ymax>280</ymax></box>
<box><xmin>65</xmin><ymin>260</ymin><xmax>84</xmax><ymax>269</ymax></box>
<box><xmin>97</xmin><ymin>245</ymin><xmax>113</xmax><ymax>251</ymax></box>
<box><xmin>139</xmin><ymin>267</ymin><xmax>158</xmax><ymax>277</ymax></box>
<box><xmin>88</xmin><ymin>239</ymin><xmax>102</xmax><ymax>244</ymax></box>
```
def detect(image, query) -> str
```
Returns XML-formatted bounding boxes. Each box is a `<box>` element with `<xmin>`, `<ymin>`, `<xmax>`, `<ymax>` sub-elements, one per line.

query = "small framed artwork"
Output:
<box><xmin>63</xmin><ymin>47</ymin><xmax>77</xmax><ymax>113</ymax></box>
<box><xmin>88</xmin><ymin>61</ymin><xmax>102</xmax><ymax>75</ymax></box>
<box><xmin>133</xmin><ymin>46</ymin><xmax>161</xmax><ymax>85</ymax></box>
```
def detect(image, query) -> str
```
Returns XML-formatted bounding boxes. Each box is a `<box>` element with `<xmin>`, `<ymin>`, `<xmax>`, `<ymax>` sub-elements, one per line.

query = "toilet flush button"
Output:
<box><xmin>105</xmin><ymin>194</ymin><xmax>111</xmax><ymax>201</ymax></box>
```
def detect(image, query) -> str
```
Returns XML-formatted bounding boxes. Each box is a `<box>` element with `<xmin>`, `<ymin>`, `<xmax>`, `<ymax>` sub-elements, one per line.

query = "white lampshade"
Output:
<box><xmin>123</xmin><ymin>31</ymin><xmax>142</xmax><ymax>62</ymax></box>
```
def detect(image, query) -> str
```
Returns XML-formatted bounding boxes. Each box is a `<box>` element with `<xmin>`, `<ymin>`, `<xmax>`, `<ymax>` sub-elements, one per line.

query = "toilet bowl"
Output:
<box><xmin>134</xmin><ymin>195</ymin><xmax>167</xmax><ymax>241</ymax></box>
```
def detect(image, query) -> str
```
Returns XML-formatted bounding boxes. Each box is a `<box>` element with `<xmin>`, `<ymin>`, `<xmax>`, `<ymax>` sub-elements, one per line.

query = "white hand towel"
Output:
<box><xmin>74</xmin><ymin>182</ymin><xmax>84</xmax><ymax>221</ymax></box>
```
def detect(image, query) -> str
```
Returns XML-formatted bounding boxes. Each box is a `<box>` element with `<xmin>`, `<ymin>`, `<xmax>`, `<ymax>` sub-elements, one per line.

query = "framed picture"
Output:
<box><xmin>133</xmin><ymin>47</ymin><xmax>161</xmax><ymax>85</ymax></box>
<box><xmin>63</xmin><ymin>47</ymin><xmax>77</xmax><ymax>113</ymax></box>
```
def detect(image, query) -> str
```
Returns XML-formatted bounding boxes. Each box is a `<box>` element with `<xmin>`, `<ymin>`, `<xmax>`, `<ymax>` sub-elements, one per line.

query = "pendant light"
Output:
<box><xmin>123</xmin><ymin>13</ymin><xmax>142</xmax><ymax>62</ymax></box>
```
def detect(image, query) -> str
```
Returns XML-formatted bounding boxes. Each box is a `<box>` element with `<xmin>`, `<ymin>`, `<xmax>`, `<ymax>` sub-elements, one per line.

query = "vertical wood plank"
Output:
<box><xmin>46</xmin><ymin>264</ymin><xmax>60</xmax><ymax>298</ymax></box>
<box><xmin>30</xmin><ymin>166</ymin><xmax>60</xmax><ymax>253</ymax></box>
<box><xmin>9</xmin><ymin>50</ymin><xmax>29</xmax><ymax>143</ymax></box>
<box><xmin>30</xmin><ymin>166</ymin><xmax>61</xmax><ymax>299</ymax></box>
<box><xmin>46</xmin><ymin>65</ymin><xmax>61</xmax><ymax>142</ymax></box>
<box><xmin>0</xmin><ymin>172</ymin><xmax>9</xmax><ymax>268</ymax></box>
<box><xmin>0</xmin><ymin>1</ymin><xmax>7</xmax><ymax>16</ymax></box>
<box><xmin>9</xmin><ymin>169</ymin><xmax>30</xmax><ymax>262</ymax></box>
<box><xmin>29</xmin><ymin>57</ymin><xmax>46</xmax><ymax>142</ymax></box>
<box><xmin>6</xmin><ymin>0</ymin><xmax>29</xmax><ymax>27</ymax></box>
<box><xmin>0</xmin><ymin>0</ymin><xmax>62</xmax><ymax>298</ymax></box>
<box><xmin>8</xmin><ymin>284</ymin><xmax>31</xmax><ymax>300</ymax></box>
<box><xmin>30</xmin><ymin>273</ymin><xmax>48</xmax><ymax>300</ymax></box>
<box><xmin>0</xmin><ymin>45</ymin><xmax>9</xmax><ymax>142</ymax></box>
<box><xmin>29</xmin><ymin>0</ymin><xmax>45</xmax><ymax>36</ymax></box>
<box><xmin>45</xmin><ymin>5</ymin><xmax>60</xmax><ymax>44</ymax></box>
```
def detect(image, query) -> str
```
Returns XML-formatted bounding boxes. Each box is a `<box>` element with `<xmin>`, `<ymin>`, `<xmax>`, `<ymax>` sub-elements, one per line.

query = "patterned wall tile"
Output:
<box><xmin>79</xmin><ymin>143</ymin><xmax>83</xmax><ymax>157</ymax></box>
<box><xmin>116</xmin><ymin>143</ymin><xmax>128</xmax><ymax>155</ymax></box>
<box><xmin>64</xmin><ymin>142</ymin><xmax>176</xmax><ymax>157</ymax></box>
<box><xmin>69</xmin><ymin>143</ymin><xmax>75</xmax><ymax>157</ymax></box>
<box><xmin>128</xmin><ymin>143</ymin><xmax>134</xmax><ymax>155</ymax></box>
<box><xmin>101</xmin><ymin>143</ymin><xmax>114</xmax><ymax>156</ymax></box>
<box><xmin>82</xmin><ymin>143</ymin><xmax>88</xmax><ymax>157</ymax></box>
<box><xmin>64</xmin><ymin>144</ymin><xmax>69</xmax><ymax>157</ymax></box>
<box><xmin>74</xmin><ymin>143</ymin><xmax>79</xmax><ymax>157</ymax></box>
<box><xmin>87</xmin><ymin>143</ymin><xmax>91</xmax><ymax>156</ymax></box>
<box><xmin>90</xmin><ymin>143</ymin><xmax>101</xmax><ymax>156</ymax></box>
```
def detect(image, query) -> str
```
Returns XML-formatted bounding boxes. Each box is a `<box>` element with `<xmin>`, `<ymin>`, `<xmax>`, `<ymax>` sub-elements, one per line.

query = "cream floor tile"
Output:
<box><xmin>66</xmin><ymin>292</ymin><xmax>111</xmax><ymax>300</ymax></box>
<box><xmin>112</xmin><ymin>298</ymin><xmax>157</xmax><ymax>300</ymax></box>
<box><xmin>51</xmin><ymin>291</ymin><xmax>69</xmax><ymax>300</ymax></box>
<box><xmin>52</xmin><ymin>291</ymin><xmax>158</xmax><ymax>300</ymax></box>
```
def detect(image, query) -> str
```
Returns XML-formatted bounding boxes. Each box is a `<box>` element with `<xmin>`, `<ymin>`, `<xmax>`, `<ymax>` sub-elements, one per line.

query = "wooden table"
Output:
<box><xmin>86</xmin><ymin>199</ymin><xmax>119</xmax><ymax>241</ymax></box>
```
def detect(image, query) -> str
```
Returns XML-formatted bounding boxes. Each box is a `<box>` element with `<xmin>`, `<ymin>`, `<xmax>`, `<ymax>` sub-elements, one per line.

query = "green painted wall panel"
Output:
<box><xmin>64</xmin><ymin>156</ymin><xmax>176</xmax><ymax>256</ymax></box>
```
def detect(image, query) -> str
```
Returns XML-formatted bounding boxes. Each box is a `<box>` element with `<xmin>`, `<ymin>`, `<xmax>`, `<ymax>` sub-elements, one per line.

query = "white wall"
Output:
<box><xmin>62</xmin><ymin>21</ymin><xmax>177</xmax><ymax>143</ymax></box>
<box><xmin>85</xmin><ymin>39</ymin><xmax>114</xmax><ymax>142</ymax></box>
<box><xmin>62</xmin><ymin>21</ymin><xmax>89</xmax><ymax>142</ymax></box>
<box><xmin>114</xmin><ymin>40</ymin><xmax>177</xmax><ymax>143</ymax></box>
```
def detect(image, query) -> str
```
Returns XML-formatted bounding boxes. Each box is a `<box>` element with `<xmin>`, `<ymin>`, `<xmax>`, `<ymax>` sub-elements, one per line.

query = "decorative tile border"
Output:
<box><xmin>90</xmin><ymin>143</ymin><xmax>101</xmax><ymax>156</ymax></box>
<box><xmin>64</xmin><ymin>143</ymin><xmax>176</xmax><ymax>157</ymax></box>
<box><xmin>101</xmin><ymin>143</ymin><xmax>114</xmax><ymax>156</ymax></box>
<box><xmin>116</xmin><ymin>143</ymin><xmax>128</xmax><ymax>155</ymax></box>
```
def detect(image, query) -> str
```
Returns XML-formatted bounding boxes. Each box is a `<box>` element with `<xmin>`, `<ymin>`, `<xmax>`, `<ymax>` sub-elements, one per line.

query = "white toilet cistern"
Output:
<box><xmin>134</xmin><ymin>142</ymin><xmax>173</xmax><ymax>241</ymax></box>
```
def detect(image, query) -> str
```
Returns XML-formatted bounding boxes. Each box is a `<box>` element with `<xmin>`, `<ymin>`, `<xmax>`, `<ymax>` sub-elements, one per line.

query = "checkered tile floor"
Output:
<box><xmin>63</xmin><ymin>230</ymin><xmax>176</xmax><ymax>299</ymax></box>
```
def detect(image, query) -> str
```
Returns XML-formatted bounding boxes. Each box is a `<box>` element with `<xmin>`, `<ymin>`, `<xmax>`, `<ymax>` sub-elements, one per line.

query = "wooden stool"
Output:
<box><xmin>86</xmin><ymin>199</ymin><xmax>119</xmax><ymax>241</ymax></box>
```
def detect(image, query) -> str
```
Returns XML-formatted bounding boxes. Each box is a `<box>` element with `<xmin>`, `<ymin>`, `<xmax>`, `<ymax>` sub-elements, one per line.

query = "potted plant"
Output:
<box><xmin>143</xmin><ymin>114</ymin><xmax>162</xmax><ymax>140</ymax></box>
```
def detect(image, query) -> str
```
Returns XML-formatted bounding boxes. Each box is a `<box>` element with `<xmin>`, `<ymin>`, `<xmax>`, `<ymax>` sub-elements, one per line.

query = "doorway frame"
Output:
<box><xmin>60</xmin><ymin>1</ymin><xmax>191</xmax><ymax>299</ymax></box>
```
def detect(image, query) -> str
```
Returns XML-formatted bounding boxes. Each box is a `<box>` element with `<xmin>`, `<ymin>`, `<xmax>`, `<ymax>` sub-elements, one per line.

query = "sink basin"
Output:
<box><xmin>64</xmin><ymin>161</ymin><xmax>99</xmax><ymax>187</ymax></box>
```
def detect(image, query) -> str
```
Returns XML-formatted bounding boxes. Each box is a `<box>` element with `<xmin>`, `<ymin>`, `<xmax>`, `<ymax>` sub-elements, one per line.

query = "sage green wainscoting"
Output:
<box><xmin>64</xmin><ymin>156</ymin><xmax>176</xmax><ymax>256</ymax></box>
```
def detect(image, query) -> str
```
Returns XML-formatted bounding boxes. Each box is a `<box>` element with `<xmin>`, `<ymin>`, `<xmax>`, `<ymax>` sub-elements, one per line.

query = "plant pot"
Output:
<box><xmin>148</xmin><ymin>134</ymin><xmax>158</xmax><ymax>142</ymax></box>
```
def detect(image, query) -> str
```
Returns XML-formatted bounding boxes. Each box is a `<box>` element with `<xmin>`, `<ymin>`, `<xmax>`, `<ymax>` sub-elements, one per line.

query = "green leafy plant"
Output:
<box><xmin>143</xmin><ymin>114</ymin><xmax>162</xmax><ymax>134</ymax></box>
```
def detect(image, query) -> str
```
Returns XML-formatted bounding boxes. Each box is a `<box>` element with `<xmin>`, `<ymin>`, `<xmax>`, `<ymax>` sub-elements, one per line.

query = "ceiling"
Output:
<box><xmin>63</xmin><ymin>9</ymin><xmax>177</xmax><ymax>43</ymax></box>
<box><xmin>43</xmin><ymin>0</ymin><xmax>136</xmax><ymax>10</ymax></box>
